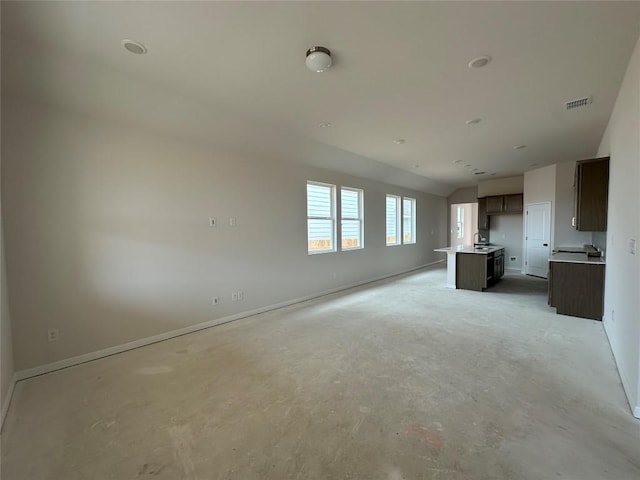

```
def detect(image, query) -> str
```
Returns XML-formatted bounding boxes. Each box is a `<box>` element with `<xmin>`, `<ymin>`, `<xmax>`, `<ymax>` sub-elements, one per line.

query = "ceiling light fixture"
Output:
<box><xmin>394</xmin><ymin>139</ymin><xmax>406</xmax><ymax>145</ymax></box>
<box><xmin>318</xmin><ymin>122</ymin><xmax>332</xmax><ymax>128</ymax></box>
<box><xmin>453</xmin><ymin>159</ymin><xmax>463</xmax><ymax>164</ymax></box>
<box><xmin>306</xmin><ymin>46</ymin><xmax>332</xmax><ymax>72</ymax></box>
<box><xmin>122</xmin><ymin>39</ymin><xmax>147</xmax><ymax>55</ymax></box>
<box><xmin>474</xmin><ymin>171</ymin><xmax>486</xmax><ymax>175</ymax></box>
<box><xmin>465</xmin><ymin>118</ymin><xmax>482</xmax><ymax>125</ymax></box>
<box><xmin>468</xmin><ymin>55</ymin><xmax>491</xmax><ymax>69</ymax></box>
<box><xmin>513</xmin><ymin>144</ymin><xmax>527</xmax><ymax>150</ymax></box>
<box><xmin>529</xmin><ymin>162</ymin><xmax>539</xmax><ymax>167</ymax></box>
<box><xmin>412</xmin><ymin>164</ymin><xmax>420</xmax><ymax>169</ymax></box>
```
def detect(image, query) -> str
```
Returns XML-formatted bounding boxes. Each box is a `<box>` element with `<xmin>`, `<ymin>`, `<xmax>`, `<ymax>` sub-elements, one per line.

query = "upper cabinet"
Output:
<box><xmin>483</xmin><ymin>193</ymin><xmax>524</xmax><ymax>215</ymax></box>
<box><xmin>478</xmin><ymin>197</ymin><xmax>490</xmax><ymax>230</ymax></box>
<box><xmin>574</xmin><ymin>157</ymin><xmax>609</xmax><ymax>231</ymax></box>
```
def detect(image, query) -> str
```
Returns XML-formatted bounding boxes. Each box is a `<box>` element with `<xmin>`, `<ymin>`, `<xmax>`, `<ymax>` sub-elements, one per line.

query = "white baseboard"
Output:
<box><xmin>1</xmin><ymin>373</ymin><xmax>17</xmax><ymax>431</ymax></box>
<box><xmin>602</xmin><ymin>320</ymin><xmax>639</xmax><ymax>419</ymax></box>
<box><xmin>16</xmin><ymin>260</ymin><xmax>444</xmax><ymax>382</ymax></box>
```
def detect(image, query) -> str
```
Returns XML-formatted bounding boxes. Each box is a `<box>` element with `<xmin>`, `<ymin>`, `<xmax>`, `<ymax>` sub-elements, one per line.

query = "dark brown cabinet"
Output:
<box><xmin>548</xmin><ymin>261</ymin><xmax>605</xmax><ymax>320</ymax></box>
<box><xmin>482</xmin><ymin>194</ymin><xmax>524</xmax><ymax>215</ymax></box>
<box><xmin>574</xmin><ymin>157</ymin><xmax>609</xmax><ymax>231</ymax></box>
<box><xmin>456</xmin><ymin>249</ymin><xmax>505</xmax><ymax>291</ymax></box>
<box><xmin>477</xmin><ymin>197</ymin><xmax>490</xmax><ymax>230</ymax></box>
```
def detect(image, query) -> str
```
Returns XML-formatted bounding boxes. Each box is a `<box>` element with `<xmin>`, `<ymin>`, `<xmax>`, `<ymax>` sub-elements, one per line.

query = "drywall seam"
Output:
<box><xmin>603</xmin><ymin>320</ymin><xmax>639</xmax><ymax>418</ymax></box>
<box><xmin>15</xmin><ymin>260</ymin><xmax>444</xmax><ymax>381</ymax></box>
<box><xmin>1</xmin><ymin>373</ymin><xmax>17</xmax><ymax>431</ymax></box>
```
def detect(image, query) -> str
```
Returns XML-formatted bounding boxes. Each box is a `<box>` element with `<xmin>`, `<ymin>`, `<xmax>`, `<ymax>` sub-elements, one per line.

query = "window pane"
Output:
<box><xmin>341</xmin><ymin>219</ymin><xmax>361</xmax><ymax>249</ymax></box>
<box><xmin>341</xmin><ymin>189</ymin><xmax>359</xmax><ymax>219</ymax></box>
<box><xmin>386</xmin><ymin>195</ymin><xmax>399</xmax><ymax>245</ymax></box>
<box><xmin>403</xmin><ymin>198</ymin><xmax>416</xmax><ymax>244</ymax></box>
<box><xmin>307</xmin><ymin>183</ymin><xmax>332</xmax><ymax>217</ymax></box>
<box><xmin>308</xmin><ymin>219</ymin><xmax>334</xmax><ymax>252</ymax></box>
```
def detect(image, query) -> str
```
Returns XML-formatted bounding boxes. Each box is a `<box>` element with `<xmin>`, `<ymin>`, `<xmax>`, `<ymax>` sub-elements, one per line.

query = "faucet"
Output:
<box><xmin>473</xmin><ymin>232</ymin><xmax>481</xmax><ymax>245</ymax></box>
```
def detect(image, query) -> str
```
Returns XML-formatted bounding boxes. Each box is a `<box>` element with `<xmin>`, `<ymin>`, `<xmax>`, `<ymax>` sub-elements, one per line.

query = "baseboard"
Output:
<box><xmin>602</xmin><ymin>320</ymin><xmax>639</xmax><ymax>419</ymax></box>
<box><xmin>1</xmin><ymin>373</ymin><xmax>17</xmax><ymax>431</ymax></box>
<box><xmin>16</xmin><ymin>260</ymin><xmax>445</xmax><ymax>382</ymax></box>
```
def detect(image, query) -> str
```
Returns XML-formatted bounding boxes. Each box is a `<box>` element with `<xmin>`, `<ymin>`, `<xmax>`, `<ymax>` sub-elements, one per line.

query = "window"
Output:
<box><xmin>341</xmin><ymin>187</ymin><xmax>364</xmax><ymax>250</ymax></box>
<box><xmin>456</xmin><ymin>205</ymin><xmax>464</xmax><ymax>239</ymax></box>
<box><xmin>403</xmin><ymin>197</ymin><xmax>416</xmax><ymax>244</ymax></box>
<box><xmin>386</xmin><ymin>195</ymin><xmax>401</xmax><ymax>245</ymax></box>
<box><xmin>307</xmin><ymin>182</ymin><xmax>336</xmax><ymax>254</ymax></box>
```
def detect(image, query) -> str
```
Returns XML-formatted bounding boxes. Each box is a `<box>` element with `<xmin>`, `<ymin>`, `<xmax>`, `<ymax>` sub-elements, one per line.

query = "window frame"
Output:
<box><xmin>386</xmin><ymin>194</ymin><xmax>402</xmax><ymax>246</ymax></box>
<box><xmin>402</xmin><ymin>197</ymin><xmax>417</xmax><ymax>244</ymax></box>
<box><xmin>307</xmin><ymin>181</ymin><xmax>337</xmax><ymax>255</ymax></box>
<box><xmin>340</xmin><ymin>186</ymin><xmax>364</xmax><ymax>251</ymax></box>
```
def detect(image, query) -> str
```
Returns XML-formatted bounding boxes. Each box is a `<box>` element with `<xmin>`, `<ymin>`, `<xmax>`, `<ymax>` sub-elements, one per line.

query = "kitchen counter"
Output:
<box><xmin>434</xmin><ymin>245</ymin><xmax>505</xmax><ymax>255</ymax></box>
<box><xmin>549</xmin><ymin>252</ymin><xmax>605</xmax><ymax>264</ymax></box>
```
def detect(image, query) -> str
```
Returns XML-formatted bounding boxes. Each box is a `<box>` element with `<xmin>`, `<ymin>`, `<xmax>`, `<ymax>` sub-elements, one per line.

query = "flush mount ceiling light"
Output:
<box><xmin>306</xmin><ymin>46</ymin><xmax>332</xmax><ymax>72</ymax></box>
<box><xmin>513</xmin><ymin>144</ymin><xmax>527</xmax><ymax>150</ymax></box>
<box><xmin>465</xmin><ymin>118</ymin><xmax>482</xmax><ymax>125</ymax></box>
<box><xmin>394</xmin><ymin>139</ymin><xmax>406</xmax><ymax>145</ymax></box>
<box><xmin>468</xmin><ymin>55</ymin><xmax>491</xmax><ymax>69</ymax></box>
<box><xmin>122</xmin><ymin>39</ymin><xmax>147</xmax><ymax>55</ymax></box>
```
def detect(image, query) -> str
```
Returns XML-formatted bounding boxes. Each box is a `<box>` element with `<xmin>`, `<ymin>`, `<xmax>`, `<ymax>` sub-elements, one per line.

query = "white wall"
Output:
<box><xmin>596</xmin><ymin>35</ymin><xmax>640</xmax><ymax>418</ymax></box>
<box><xmin>477</xmin><ymin>176</ymin><xmax>524</xmax><ymax>197</ymax></box>
<box><xmin>554</xmin><ymin>160</ymin><xmax>593</xmax><ymax>247</ymax></box>
<box><xmin>1</xmin><ymin>99</ymin><xmax>448</xmax><ymax>372</ymax></box>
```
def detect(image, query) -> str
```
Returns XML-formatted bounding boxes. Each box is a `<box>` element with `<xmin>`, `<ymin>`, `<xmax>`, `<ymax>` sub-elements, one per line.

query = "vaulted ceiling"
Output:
<box><xmin>2</xmin><ymin>1</ymin><xmax>638</xmax><ymax>195</ymax></box>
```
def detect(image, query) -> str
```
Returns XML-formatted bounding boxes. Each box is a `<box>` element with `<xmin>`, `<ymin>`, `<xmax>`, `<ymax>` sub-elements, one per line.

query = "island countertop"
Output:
<box><xmin>434</xmin><ymin>245</ymin><xmax>505</xmax><ymax>255</ymax></box>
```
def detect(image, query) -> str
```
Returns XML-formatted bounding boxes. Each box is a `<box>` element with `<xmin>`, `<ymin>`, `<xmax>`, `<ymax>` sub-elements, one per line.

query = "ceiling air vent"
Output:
<box><xmin>565</xmin><ymin>96</ymin><xmax>592</xmax><ymax>110</ymax></box>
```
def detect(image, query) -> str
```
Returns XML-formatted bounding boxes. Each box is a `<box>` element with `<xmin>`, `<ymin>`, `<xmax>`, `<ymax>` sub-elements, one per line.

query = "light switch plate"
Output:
<box><xmin>630</xmin><ymin>238</ymin><xmax>636</xmax><ymax>255</ymax></box>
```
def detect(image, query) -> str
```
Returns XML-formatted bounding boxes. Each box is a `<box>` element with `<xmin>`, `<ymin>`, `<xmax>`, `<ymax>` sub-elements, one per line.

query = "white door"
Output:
<box><xmin>525</xmin><ymin>202</ymin><xmax>551</xmax><ymax>278</ymax></box>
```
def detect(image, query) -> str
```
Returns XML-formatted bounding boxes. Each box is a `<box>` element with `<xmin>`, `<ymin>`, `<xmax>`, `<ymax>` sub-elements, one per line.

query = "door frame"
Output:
<box><xmin>523</xmin><ymin>201</ymin><xmax>552</xmax><ymax>276</ymax></box>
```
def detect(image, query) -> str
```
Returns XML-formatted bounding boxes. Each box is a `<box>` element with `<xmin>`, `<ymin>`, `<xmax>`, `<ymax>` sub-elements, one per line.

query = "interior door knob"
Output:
<box><xmin>543</xmin><ymin>243</ymin><xmax>549</xmax><ymax>246</ymax></box>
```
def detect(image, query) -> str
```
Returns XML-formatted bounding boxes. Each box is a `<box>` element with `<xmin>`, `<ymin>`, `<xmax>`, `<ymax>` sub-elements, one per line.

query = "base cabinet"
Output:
<box><xmin>548</xmin><ymin>261</ymin><xmax>605</xmax><ymax>320</ymax></box>
<box><xmin>456</xmin><ymin>249</ymin><xmax>505</xmax><ymax>291</ymax></box>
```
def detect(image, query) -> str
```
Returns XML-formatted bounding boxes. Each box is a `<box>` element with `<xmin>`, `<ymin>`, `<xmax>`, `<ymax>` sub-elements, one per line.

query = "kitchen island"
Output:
<box><xmin>434</xmin><ymin>245</ymin><xmax>505</xmax><ymax>291</ymax></box>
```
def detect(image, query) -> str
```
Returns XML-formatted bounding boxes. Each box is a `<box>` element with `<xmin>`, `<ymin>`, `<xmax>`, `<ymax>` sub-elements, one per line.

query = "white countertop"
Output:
<box><xmin>549</xmin><ymin>252</ymin><xmax>606</xmax><ymax>264</ymax></box>
<box><xmin>434</xmin><ymin>245</ymin><xmax>505</xmax><ymax>255</ymax></box>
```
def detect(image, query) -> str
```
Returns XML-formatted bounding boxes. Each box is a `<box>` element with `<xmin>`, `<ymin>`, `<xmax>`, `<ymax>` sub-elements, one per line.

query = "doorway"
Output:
<box><xmin>450</xmin><ymin>203</ymin><xmax>478</xmax><ymax>248</ymax></box>
<box><xmin>524</xmin><ymin>202</ymin><xmax>552</xmax><ymax>278</ymax></box>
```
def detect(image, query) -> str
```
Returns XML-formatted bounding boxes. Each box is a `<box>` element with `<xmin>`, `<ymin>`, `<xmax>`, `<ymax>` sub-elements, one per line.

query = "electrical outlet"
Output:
<box><xmin>229</xmin><ymin>217</ymin><xmax>237</xmax><ymax>227</ymax></box>
<box><xmin>47</xmin><ymin>329</ymin><xmax>59</xmax><ymax>342</ymax></box>
<box><xmin>629</xmin><ymin>238</ymin><xmax>636</xmax><ymax>255</ymax></box>
<box><xmin>510</xmin><ymin>256</ymin><xmax>517</xmax><ymax>262</ymax></box>
<box><xmin>238</xmin><ymin>291</ymin><xmax>244</xmax><ymax>301</ymax></box>
<box><xmin>209</xmin><ymin>217</ymin><xmax>216</xmax><ymax>227</ymax></box>
<box><xmin>212</xmin><ymin>297</ymin><xmax>219</xmax><ymax>306</ymax></box>
<box><xmin>232</xmin><ymin>292</ymin><xmax>238</xmax><ymax>301</ymax></box>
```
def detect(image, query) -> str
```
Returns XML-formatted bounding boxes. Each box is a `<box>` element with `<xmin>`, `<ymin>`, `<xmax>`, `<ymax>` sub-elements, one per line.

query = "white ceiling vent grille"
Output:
<box><xmin>565</xmin><ymin>96</ymin><xmax>592</xmax><ymax>110</ymax></box>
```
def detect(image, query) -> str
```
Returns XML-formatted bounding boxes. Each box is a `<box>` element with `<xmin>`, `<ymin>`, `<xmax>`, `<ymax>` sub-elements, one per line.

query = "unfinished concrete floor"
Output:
<box><xmin>2</xmin><ymin>267</ymin><xmax>639</xmax><ymax>479</ymax></box>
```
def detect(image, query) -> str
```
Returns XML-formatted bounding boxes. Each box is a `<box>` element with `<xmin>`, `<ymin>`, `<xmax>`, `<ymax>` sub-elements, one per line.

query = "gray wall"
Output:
<box><xmin>596</xmin><ymin>35</ymin><xmax>640</xmax><ymax>418</ymax></box>
<box><xmin>1</xmin><ymin>99</ymin><xmax>448</xmax><ymax>371</ymax></box>
<box><xmin>490</xmin><ymin>215</ymin><xmax>524</xmax><ymax>271</ymax></box>
<box><xmin>447</xmin><ymin>186</ymin><xmax>478</xmax><ymax>205</ymax></box>
<box><xmin>1</xmin><ymin>203</ymin><xmax>15</xmax><ymax>419</ymax></box>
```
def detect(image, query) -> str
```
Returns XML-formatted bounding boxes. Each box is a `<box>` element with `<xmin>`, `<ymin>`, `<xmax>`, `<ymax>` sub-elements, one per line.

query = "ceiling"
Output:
<box><xmin>2</xmin><ymin>1</ymin><xmax>639</xmax><ymax>196</ymax></box>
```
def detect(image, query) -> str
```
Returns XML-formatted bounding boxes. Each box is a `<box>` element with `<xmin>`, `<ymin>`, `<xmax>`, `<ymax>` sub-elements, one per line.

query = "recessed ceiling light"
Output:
<box><xmin>474</xmin><ymin>171</ymin><xmax>486</xmax><ymax>175</ymax></box>
<box><xmin>472</xmin><ymin>168</ymin><xmax>478</xmax><ymax>172</ymax></box>
<box><xmin>122</xmin><ymin>39</ymin><xmax>147</xmax><ymax>55</ymax></box>
<box><xmin>453</xmin><ymin>159</ymin><xmax>463</xmax><ymax>164</ymax></box>
<box><xmin>468</xmin><ymin>55</ymin><xmax>491</xmax><ymax>69</ymax></box>
<box><xmin>464</xmin><ymin>164</ymin><xmax>472</xmax><ymax>168</ymax></box>
<box><xmin>412</xmin><ymin>164</ymin><xmax>420</xmax><ymax>169</ymax></box>
<box><xmin>514</xmin><ymin>144</ymin><xmax>527</xmax><ymax>150</ymax></box>
<box><xmin>318</xmin><ymin>122</ymin><xmax>332</xmax><ymax>128</ymax></box>
<box><xmin>394</xmin><ymin>139</ymin><xmax>406</xmax><ymax>145</ymax></box>
<box><xmin>529</xmin><ymin>162</ymin><xmax>539</xmax><ymax>167</ymax></box>
<box><xmin>465</xmin><ymin>118</ymin><xmax>482</xmax><ymax>125</ymax></box>
<box><xmin>489</xmin><ymin>173</ymin><xmax>497</xmax><ymax>176</ymax></box>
